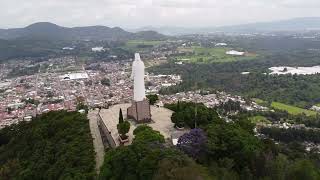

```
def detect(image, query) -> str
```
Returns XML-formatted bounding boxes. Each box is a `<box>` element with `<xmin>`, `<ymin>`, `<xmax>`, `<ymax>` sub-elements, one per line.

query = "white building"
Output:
<box><xmin>60</xmin><ymin>72</ymin><xmax>89</xmax><ymax>80</ymax></box>
<box><xmin>92</xmin><ymin>47</ymin><xmax>104</xmax><ymax>52</ymax></box>
<box><xmin>215</xmin><ymin>43</ymin><xmax>227</xmax><ymax>46</ymax></box>
<box><xmin>62</xmin><ymin>47</ymin><xmax>74</xmax><ymax>50</ymax></box>
<box><xmin>226</xmin><ymin>50</ymin><xmax>245</xmax><ymax>56</ymax></box>
<box><xmin>311</xmin><ymin>105</ymin><xmax>320</xmax><ymax>112</ymax></box>
<box><xmin>269</xmin><ymin>66</ymin><xmax>320</xmax><ymax>75</ymax></box>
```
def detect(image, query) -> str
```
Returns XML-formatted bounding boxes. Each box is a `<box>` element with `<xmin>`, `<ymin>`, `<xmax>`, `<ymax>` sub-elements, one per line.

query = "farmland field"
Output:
<box><xmin>174</xmin><ymin>46</ymin><xmax>257</xmax><ymax>63</ymax></box>
<box><xmin>123</xmin><ymin>40</ymin><xmax>166</xmax><ymax>50</ymax></box>
<box><xmin>271</xmin><ymin>102</ymin><xmax>317</xmax><ymax>116</ymax></box>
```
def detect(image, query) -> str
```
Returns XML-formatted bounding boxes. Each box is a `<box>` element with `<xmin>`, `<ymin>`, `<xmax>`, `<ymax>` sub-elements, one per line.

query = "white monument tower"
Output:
<box><xmin>127</xmin><ymin>53</ymin><xmax>151</xmax><ymax>123</ymax></box>
<box><xmin>132</xmin><ymin>53</ymin><xmax>146</xmax><ymax>101</ymax></box>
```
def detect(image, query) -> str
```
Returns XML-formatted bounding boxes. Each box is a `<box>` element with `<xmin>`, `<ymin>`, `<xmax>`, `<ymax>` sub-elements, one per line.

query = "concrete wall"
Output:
<box><xmin>97</xmin><ymin>113</ymin><xmax>117</xmax><ymax>148</ymax></box>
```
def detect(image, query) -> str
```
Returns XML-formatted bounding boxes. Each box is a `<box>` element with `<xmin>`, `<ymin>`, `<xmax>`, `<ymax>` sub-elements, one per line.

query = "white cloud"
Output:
<box><xmin>0</xmin><ymin>0</ymin><xmax>320</xmax><ymax>28</ymax></box>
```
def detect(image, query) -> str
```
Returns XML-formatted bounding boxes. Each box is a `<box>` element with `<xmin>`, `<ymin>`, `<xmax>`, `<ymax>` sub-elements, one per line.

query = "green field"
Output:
<box><xmin>123</xmin><ymin>40</ymin><xmax>166</xmax><ymax>50</ymax></box>
<box><xmin>252</xmin><ymin>98</ymin><xmax>266</xmax><ymax>105</ymax></box>
<box><xmin>249</xmin><ymin>116</ymin><xmax>271</xmax><ymax>124</ymax></box>
<box><xmin>175</xmin><ymin>46</ymin><xmax>257</xmax><ymax>63</ymax></box>
<box><xmin>271</xmin><ymin>102</ymin><xmax>317</xmax><ymax>116</ymax></box>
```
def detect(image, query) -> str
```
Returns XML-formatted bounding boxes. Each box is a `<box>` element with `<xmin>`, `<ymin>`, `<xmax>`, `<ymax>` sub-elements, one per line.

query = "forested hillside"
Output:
<box><xmin>150</xmin><ymin>50</ymin><xmax>320</xmax><ymax>109</ymax></box>
<box><xmin>99</xmin><ymin>102</ymin><xmax>320</xmax><ymax>180</ymax></box>
<box><xmin>99</xmin><ymin>125</ymin><xmax>211</xmax><ymax>180</ymax></box>
<box><xmin>0</xmin><ymin>111</ymin><xmax>95</xmax><ymax>179</ymax></box>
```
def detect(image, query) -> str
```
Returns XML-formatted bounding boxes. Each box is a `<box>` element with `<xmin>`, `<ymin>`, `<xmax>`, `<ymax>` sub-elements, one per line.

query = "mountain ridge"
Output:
<box><xmin>2</xmin><ymin>17</ymin><xmax>320</xmax><ymax>39</ymax></box>
<box><xmin>216</xmin><ymin>17</ymin><xmax>320</xmax><ymax>33</ymax></box>
<box><xmin>127</xmin><ymin>17</ymin><xmax>320</xmax><ymax>35</ymax></box>
<box><xmin>0</xmin><ymin>22</ymin><xmax>166</xmax><ymax>41</ymax></box>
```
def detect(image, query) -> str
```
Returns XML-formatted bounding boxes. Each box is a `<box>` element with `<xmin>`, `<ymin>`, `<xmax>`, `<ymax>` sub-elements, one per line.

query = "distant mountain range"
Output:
<box><xmin>216</xmin><ymin>17</ymin><xmax>320</xmax><ymax>33</ymax></box>
<box><xmin>128</xmin><ymin>17</ymin><xmax>320</xmax><ymax>35</ymax></box>
<box><xmin>0</xmin><ymin>22</ymin><xmax>166</xmax><ymax>41</ymax></box>
<box><xmin>1</xmin><ymin>17</ymin><xmax>320</xmax><ymax>40</ymax></box>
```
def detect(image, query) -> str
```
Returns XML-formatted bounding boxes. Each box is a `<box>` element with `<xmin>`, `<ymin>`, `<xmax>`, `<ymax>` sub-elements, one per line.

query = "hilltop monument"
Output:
<box><xmin>127</xmin><ymin>53</ymin><xmax>151</xmax><ymax>123</ymax></box>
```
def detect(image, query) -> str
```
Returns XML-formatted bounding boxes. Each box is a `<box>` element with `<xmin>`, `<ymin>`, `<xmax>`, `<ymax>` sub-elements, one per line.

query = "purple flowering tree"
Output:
<box><xmin>177</xmin><ymin>128</ymin><xmax>207</xmax><ymax>161</ymax></box>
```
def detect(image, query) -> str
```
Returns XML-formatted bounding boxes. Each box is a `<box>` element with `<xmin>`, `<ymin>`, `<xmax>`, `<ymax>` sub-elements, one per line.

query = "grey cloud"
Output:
<box><xmin>0</xmin><ymin>0</ymin><xmax>320</xmax><ymax>28</ymax></box>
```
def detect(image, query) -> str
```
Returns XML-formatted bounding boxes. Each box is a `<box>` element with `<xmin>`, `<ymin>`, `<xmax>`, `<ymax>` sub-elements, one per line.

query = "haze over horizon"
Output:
<box><xmin>2</xmin><ymin>0</ymin><xmax>320</xmax><ymax>29</ymax></box>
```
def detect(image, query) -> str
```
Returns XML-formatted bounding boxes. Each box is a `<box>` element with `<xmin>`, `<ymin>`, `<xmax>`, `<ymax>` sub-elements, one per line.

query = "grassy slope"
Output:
<box><xmin>176</xmin><ymin>46</ymin><xmax>257</xmax><ymax>63</ymax></box>
<box><xmin>252</xmin><ymin>98</ymin><xmax>266</xmax><ymax>105</ymax></box>
<box><xmin>249</xmin><ymin>116</ymin><xmax>271</xmax><ymax>124</ymax></box>
<box><xmin>126</xmin><ymin>40</ymin><xmax>166</xmax><ymax>46</ymax></box>
<box><xmin>271</xmin><ymin>102</ymin><xmax>317</xmax><ymax>116</ymax></box>
<box><xmin>122</xmin><ymin>40</ymin><xmax>166</xmax><ymax>51</ymax></box>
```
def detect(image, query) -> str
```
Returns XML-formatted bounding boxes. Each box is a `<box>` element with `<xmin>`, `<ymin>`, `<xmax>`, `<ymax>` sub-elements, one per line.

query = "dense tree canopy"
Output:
<box><xmin>168</xmin><ymin>102</ymin><xmax>320</xmax><ymax>179</ymax></box>
<box><xmin>100</xmin><ymin>78</ymin><xmax>111</xmax><ymax>86</ymax></box>
<box><xmin>146</xmin><ymin>94</ymin><xmax>159</xmax><ymax>105</ymax></box>
<box><xmin>177</xmin><ymin>128</ymin><xmax>207</xmax><ymax>162</ymax></box>
<box><xmin>0</xmin><ymin>111</ymin><xmax>96</xmax><ymax>179</ymax></box>
<box><xmin>133</xmin><ymin>125</ymin><xmax>165</xmax><ymax>144</ymax></box>
<box><xmin>153</xmin><ymin>157</ymin><xmax>210</xmax><ymax>180</ymax></box>
<box><xmin>2</xmin><ymin>103</ymin><xmax>318</xmax><ymax>179</ymax></box>
<box><xmin>117</xmin><ymin>120</ymin><xmax>130</xmax><ymax>139</ymax></box>
<box><xmin>165</xmin><ymin>101</ymin><xmax>220</xmax><ymax>128</ymax></box>
<box><xmin>150</xmin><ymin>49</ymin><xmax>320</xmax><ymax>108</ymax></box>
<box><xmin>259</xmin><ymin>127</ymin><xmax>320</xmax><ymax>143</ymax></box>
<box><xmin>204</xmin><ymin>119</ymin><xmax>263</xmax><ymax>170</ymax></box>
<box><xmin>99</xmin><ymin>125</ymin><xmax>209</xmax><ymax>180</ymax></box>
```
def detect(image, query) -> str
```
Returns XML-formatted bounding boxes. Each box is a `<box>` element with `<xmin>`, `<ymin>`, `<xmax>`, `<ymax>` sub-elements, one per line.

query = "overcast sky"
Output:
<box><xmin>1</xmin><ymin>0</ymin><xmax>320</xmax><ymax>28</ymax></box>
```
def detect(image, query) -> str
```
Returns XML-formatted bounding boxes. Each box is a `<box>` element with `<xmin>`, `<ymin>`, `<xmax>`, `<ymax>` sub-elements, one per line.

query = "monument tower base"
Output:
<box><xmin>127</xmin><ymin>99</ymin><xmax>151</xmax><ymax>123</ymax></box>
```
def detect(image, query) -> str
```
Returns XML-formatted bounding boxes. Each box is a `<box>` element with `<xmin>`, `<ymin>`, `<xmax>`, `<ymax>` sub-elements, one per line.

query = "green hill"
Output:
<box><xmin>0</xmin><ymin>111</ymin><xmax>95</xmax><ymax>179</ymax></box>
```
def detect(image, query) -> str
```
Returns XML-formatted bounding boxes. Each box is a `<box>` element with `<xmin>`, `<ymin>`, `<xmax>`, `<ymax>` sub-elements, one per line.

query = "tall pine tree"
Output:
<box><xmin>119</xmin><ymin>108</ymin><xmax>124</xmax><ymax>124</ymax></box>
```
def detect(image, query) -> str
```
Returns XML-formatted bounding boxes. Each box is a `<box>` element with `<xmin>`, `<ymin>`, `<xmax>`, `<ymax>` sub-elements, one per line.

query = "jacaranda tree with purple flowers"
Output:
<box><xmin>177</xmin><ymin>128</ymin><xmax>207</xmax><ymax>162</ymax></box>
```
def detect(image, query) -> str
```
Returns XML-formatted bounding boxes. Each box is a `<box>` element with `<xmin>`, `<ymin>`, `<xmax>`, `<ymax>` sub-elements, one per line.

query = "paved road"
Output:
<box><xmin>88</xmin><ymin>109</ymin><xmax>105</xmax><ymax>174</ymax></box>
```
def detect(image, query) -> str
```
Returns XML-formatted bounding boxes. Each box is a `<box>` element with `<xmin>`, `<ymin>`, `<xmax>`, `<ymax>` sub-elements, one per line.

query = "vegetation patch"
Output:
<box><xmin>249</xmin><ymin>115</ymin><xmax>271</xmax><ymax>124</ymax></box>
<box><xmin>252</xmin><ymin>98</ymin><xmax>266</xmax><ymax>105</ymax></box>
<box><xmin>174</xmin><ymin>46</ymin><xmax>257</xmax><ymax>63</ymax></box>
<box><xmin>0</xmin><ymin>111</ymin><xmax>96</xmax><ymax>179</ymax></box>
<box><xmin>99</xmin><ymin>125</ymin><xmax>210</xmax><ymax>180</ymax></box>
<box><xmin>315</xmin><ymin>103</ymin><xmax>320</xmax><ymax>107</ymax></box>
<box><xmin>271</xmin><ymin>102</ymin><xmax>317</xmax><ymax>116</ymax></box>
<box><xmin>165</xmin><ymin>101</ymin><xmax>220</xmax><ymax>128</ymax></box>
<box><xmin>123</xmin><ymin>40</ymin><xmax>166</xmax><ymax>50</ymax></box>
<box><xmin>152</xmin><ymin>60</ymin><xmax>320</xmax><ymax>108</ymax></box>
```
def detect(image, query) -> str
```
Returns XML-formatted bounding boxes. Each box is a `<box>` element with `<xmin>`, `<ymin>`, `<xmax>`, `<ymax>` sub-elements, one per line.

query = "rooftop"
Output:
<box><xmin>59</xmin><ymin>72</ymin><xmax>89</xmax><ymax>80</ymax></box>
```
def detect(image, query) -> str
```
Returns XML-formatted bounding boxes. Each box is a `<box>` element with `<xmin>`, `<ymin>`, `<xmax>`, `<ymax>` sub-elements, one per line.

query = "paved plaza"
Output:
<box><xmin>99</xmin><ymin>103</ymin><xmax>179</xmax><ymax>146</ymax></box>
